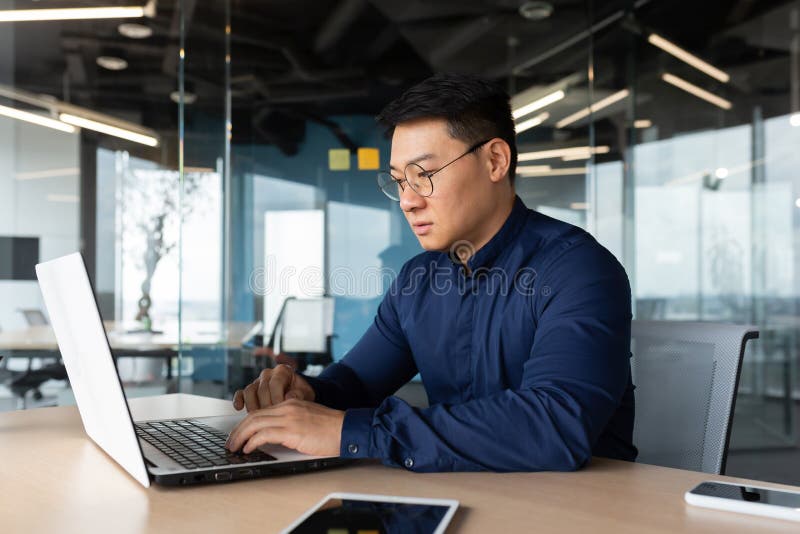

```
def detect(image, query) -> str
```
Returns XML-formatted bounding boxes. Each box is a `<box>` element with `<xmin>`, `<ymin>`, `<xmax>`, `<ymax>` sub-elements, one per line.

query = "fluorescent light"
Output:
<box><xmin>118</xmin><ymin>22</ymin><xmax>152</xmax><ymax>39</ymax></box>
<box><xmin>0</xmin><ymin>6</ymin><xmax>148</xmax><ymax>23</ymax></box>
<box><xmin>795</xmin><ymin>198</ymin><xmax>800</xmax><ymax>209</ymax></box>
<box><xmin>516</xmin><ymin>165</ymin><xmax>552</xmax><ymax>175</ymax></box>
<box><xmin>47</xmin><ymin>194</ymin><xmax>79</xmax><ymax>203</ymax></box>
<box><xmin>661</xmin><ymin>73</ymin><xmax>732</xmax><ymax>110</ymax></box>
<box><xmin>0</xmin><ymin>104</ymin><xmax>76</xmax><ymax>133</ymax></box>
<box><xmin>16</xmin><ymin>167</ymin><xmax>79</xmax><ymax>180</ymax></box>
<box><xmin>519</xmin><ymin>145</ymin><xmax>610</xmax><ymax>162</ymax></box>
<box><xmin>634</xmin><ymin>119</ymin><xmax>652</xmax><ymax>128</ymax></box>
<box><xmin>512</xmin><ymin>90</ymin><xmax>565</xmax><ymax>119</ymax></box>
<box><xmin>96</xmin><ymin>56</ymin><xmax>128</xmax><ymax>71</ymax></box>
<box><xmin>648</xmin><ymin>33</ymin><xmax>730</xmax><ymax>83</ymax></box>
<box><xmin>714</xmin><ymin>167</ymin><xmax>729</xmax><ymax>179</ymax></box>
<box><xmin>515</xmin><ymin>112</ymin><xmax>549</xmax><ymax>134</ymax></box>
<box><xmin>791</xmin><ymin>113</ymin><xmax>800</xmax><ymax>127</ymax></box>
<box><xmin>562</xmin><ymin>153</ymin><xmax>593</xmax><ymax>161</ymax></box>
<box><xmin>59</xmin><ymin>113</ymin><xmax>159</xmax><ymax>146</ymax></box>
<box><xmin>555</xmin><ymin>89</ymin><xmax>629</xmax><ymax>128</ymax></box>
<box><xmin>518</xmin><ymin>167</ymin><xmax>587</xmax><ymax>177</ymax></box>
<box><xmin>570</xmin><ymin>202</ymin><xmax>589</xmax><ymax>210</ymax></box>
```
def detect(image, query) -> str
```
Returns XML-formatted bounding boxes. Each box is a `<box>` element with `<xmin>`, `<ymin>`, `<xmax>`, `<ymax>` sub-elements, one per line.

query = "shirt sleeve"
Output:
<box><xmin>338</xmin><ymin>239</ymin><xmax>633</xmax><ymax>472</ymax></box>
<box><xmin>304</xmin><ymin>264</ymin><xmax>419</xmax><ymax>411</ymax></box>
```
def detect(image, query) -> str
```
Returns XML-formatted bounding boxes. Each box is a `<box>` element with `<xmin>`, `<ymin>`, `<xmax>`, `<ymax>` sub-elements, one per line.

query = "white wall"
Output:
<box><xmin>0</xmin><ymin>116</ymin><xmax>79</xmax><ymax>331</ymax></box>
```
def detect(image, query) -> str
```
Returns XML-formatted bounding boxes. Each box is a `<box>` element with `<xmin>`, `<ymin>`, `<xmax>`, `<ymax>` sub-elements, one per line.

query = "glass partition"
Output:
<box><xmin>0</xmin><ymin>1</ymin><xmax>181</xmax><ymax>408</ymax></box>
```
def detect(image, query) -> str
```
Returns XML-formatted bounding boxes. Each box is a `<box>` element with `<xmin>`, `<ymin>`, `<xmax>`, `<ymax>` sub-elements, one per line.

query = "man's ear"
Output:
<box><xmin>486</xmin><ymin>139</ymin><xmax>511</xmax><ymax>184</ymax></box>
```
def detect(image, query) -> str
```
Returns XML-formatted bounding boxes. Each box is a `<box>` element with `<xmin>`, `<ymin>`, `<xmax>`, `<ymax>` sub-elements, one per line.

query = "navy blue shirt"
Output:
<box><xmin>306</xmin><ymin>196</ymin><xmax>637</xmax><ymax>472</ymax></box>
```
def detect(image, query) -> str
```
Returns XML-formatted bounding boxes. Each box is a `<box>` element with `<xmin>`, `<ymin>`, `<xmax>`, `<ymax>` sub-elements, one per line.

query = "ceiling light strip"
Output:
<box><xmin>519</xmin><ymin>145</ymin><xmax>610</xmax><ymax>162</ymax></box>
<box><xmin>512</xmin><ymin>91</ymin><xmax>565</xmax><ymax>119</ymax></box>
<box><xmin>0</xmin><ymin>104</ymin><xmax>76</xmax><ymax>133</ymax></box>
<box><xmin>59</xmin><ymin>113</ymin><xmax>159</xmax><ymax>146</ymax></box>
<box><xmin>515</xmin><ymin>165</ymin><xmax>552</xmax><ymax>174</ymax></box>
<box><xmin>648</xmin><ymin>33</ymin><xmax>730</xmax><ymax>83</ymax></box>
<box><xmin>515</xmin><ymin>112</ymin><xmax>550</xmax><ymax>134</ymax></box>
<box><xmin>0</xmin><ymin>7</ymin><xmax>147</xmax><ymax>22</ymax></box>
<box><xmin>661</xmin><ymin>73</ymin><xmax>732</xmax><ymax>110</ymax></box>
<box><xmin>555</xmin><ymin>89</ymin><xmax>630</xmax><ymax>128</ymax></box>
<box><xmin>16</xmin><ymin>167</ymin><xmax>80</xmax><ymax>180</ymax></box>
<box><xmin>517</xmin><ymin>167</ymin><xmax>588</xmax><ymax>177</ymax></box>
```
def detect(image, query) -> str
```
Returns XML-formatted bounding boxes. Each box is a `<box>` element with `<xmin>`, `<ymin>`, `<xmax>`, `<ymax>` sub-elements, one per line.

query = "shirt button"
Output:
<box><xmin>347</xmin><ymin>444</ymin><xmax>359</xmax><ymax>454</ymax></box>
<box><xmin>404</xmin><ymin>457</ymin><xmax>414</xmax><ymax>469</ymax></box>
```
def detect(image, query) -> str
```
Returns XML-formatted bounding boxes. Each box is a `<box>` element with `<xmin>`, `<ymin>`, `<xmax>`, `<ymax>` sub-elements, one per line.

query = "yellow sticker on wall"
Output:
<box><xmin>328</xmin><ymin>148</ymin><xmax>351</xmax><ymax>171</ymax></box>
<box><xmin>357</xmin><ymin>147</ymin><xmax>380</xmax><ymax>170</ymax></box>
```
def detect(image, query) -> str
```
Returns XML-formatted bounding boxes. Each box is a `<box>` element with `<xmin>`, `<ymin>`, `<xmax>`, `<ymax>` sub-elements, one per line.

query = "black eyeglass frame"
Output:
<box><xmin>377</xmin><ymin>138</ymin><xmax>492</xmax><ymax>201</ymax></box>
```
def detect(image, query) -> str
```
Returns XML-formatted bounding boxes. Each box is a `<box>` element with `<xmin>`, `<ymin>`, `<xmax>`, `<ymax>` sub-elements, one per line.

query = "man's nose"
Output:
<box><xmin>400</xmin><ymin>182</ymin><xmax>426</xmax><ymax>212</ymax></box>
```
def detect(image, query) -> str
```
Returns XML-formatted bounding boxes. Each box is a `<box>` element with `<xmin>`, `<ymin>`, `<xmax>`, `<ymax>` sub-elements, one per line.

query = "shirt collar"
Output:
<box><xmin>448</xmin><ymin>195</ymin><xmax>528</xmax><ymax>275</ymax></box>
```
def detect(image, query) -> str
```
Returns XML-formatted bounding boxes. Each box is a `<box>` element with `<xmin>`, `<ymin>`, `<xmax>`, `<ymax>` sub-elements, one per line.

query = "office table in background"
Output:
<box><xmin>0</xmin><ymin>321</ymin><xmax>257</xmax><ymax>380</ymax></box>
<box><xmin>0</xmin><ymin>321</ymin><xmax>257</xmax><ymax>352</ymax></box>
<box><xmin>1</xmin><ymin>394</ymin><xmax>798</xmax><ymax>533</ymax></box>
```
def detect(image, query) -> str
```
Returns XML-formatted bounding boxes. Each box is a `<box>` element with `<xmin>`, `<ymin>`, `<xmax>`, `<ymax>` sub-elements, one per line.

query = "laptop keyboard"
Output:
<box><xmin>134</xmin><ymin>419</ymin><xmax>277</xmax><ymax>469</ymax></box>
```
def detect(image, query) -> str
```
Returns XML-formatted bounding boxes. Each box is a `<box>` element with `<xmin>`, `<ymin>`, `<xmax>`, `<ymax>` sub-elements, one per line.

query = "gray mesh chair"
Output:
<box><xmin>631</xmin><ymin>320</ymin><xmax>758</xmax><ymax>474</ymax></box>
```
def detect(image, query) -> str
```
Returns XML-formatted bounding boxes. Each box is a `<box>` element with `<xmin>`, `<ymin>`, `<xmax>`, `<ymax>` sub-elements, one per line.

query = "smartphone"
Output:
<box><xmin>280</xmin><ymin>492</ymin><xmax>459</xmax><ymax>534</ymax></box>
<box><xmin>685</xmin><ymin>480</ymin><xmax>800</xmax><ymax>522</ymax></box>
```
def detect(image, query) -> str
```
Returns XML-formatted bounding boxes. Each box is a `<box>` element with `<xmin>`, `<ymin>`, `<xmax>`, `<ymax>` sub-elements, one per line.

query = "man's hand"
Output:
<box><xmin>225</xmin><ymin>399</ymin><xmax>344</xmax><ymax>457</ymax></box>
<box><xmin>233</xmin><ymin>364</ymin><xmax>315</xmax><ymax>411</ymax></box>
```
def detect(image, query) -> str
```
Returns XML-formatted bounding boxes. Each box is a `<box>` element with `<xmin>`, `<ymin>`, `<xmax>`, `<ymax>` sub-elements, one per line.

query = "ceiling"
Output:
<box><xmin>1</xmin><ymin>0</ymin><xmax>797</xmax><ymax>160</ymax></box>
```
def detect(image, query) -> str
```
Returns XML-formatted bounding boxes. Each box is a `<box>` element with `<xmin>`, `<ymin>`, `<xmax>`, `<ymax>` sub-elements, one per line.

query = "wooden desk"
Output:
<box><xmin>1</xmin><ymin>394</ymin><xmax>798</xmax><ymax>533</ymax></box>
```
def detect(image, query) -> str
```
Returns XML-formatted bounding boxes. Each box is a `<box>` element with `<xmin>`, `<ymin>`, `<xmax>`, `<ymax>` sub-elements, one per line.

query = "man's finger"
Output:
<box><xmin>243</xmin><ymin>382</ymin><xmax>260</xmax><ymax>412</ymax></box>
<box><xmin>257</xmin><ymin>369</ymin><xmax>274</xmax><ymax>409</ymax></box>
<box><xmin>268</xmin><ymin>365</ymin><xmax>293</xmax><ymax>405</ymax></box>
<box><xmin>243</xmin><ymin>427</ymin><xmax>287</xmax><ymax>454</ymax></box>
<box><xmin>285</xmin><ymin>389</ymin><xmax>303</xmax><ymax>400</ymax></box>
<box><xmin>232</xmin><ymin>389</ymin><xmax>244</xmax><ymax>410</ymax></box>
<box><xmin>227</xmin><ymin>412</ymin><xmax>281</xmax><ymax>451</ymax></box>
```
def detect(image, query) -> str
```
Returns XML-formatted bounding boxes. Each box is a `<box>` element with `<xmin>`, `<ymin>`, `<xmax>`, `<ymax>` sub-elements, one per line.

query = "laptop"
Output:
<box><xmin>36</xmin><ymin>252</ymin><xmax>346</xmax><ymax>487</ymax></box>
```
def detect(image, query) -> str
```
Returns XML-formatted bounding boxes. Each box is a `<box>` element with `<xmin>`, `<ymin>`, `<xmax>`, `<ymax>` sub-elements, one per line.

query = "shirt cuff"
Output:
<box><xmin>339</xmin><ymin>407</ymin><xmax>375</xmax><ymax>459</ymax></box>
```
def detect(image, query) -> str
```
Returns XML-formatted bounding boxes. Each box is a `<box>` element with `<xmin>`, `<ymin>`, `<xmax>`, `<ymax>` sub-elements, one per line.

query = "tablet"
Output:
<box><xmin>280</xmin><ymin>492</ymin><xmax>459</xmax><ymax>534</ymax></box>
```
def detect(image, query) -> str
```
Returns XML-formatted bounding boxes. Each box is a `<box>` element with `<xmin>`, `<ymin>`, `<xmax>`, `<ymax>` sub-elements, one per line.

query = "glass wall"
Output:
<box><xmin>0</xmin><ymin>1</ymin><xmax>182</xmax><ymax>408</ymax></box>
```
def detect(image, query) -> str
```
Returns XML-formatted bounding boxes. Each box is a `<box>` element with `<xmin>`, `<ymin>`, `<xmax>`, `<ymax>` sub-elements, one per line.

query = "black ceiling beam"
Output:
<box><xmin>62</xmin><ymin>35</ymin><xmax>176</xmax><ymax>57</ymax></box>
<box><xmin>428</xmin><ymin>14</ymin><xmax>503</xmax><ymax>67</ymax></box>
<box><xmin>313</xmin><ymin>0</ymin><xmax>368</xmax><ymax>54</ymax></box>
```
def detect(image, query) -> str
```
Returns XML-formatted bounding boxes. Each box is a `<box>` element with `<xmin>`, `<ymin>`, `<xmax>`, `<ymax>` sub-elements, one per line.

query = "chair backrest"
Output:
<box><xmin>631</xmin><ymin>320</ymin><xmax>758</xmax><ymax>474</ymax></box>
<box><xmin>18</xmin><ymin>308</ymin><xmax>48</xmax><ymax>326</ymax></box>
<box><xmin>272</xmin><ymin>297</ymin><xmax>334</xmax><ymax>354</ymax></box>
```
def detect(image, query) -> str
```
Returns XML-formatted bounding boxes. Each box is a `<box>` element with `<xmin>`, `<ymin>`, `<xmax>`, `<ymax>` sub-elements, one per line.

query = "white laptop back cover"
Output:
<box><xmin>36</xmin><ymin>252</ymin><xmax>150</xmax><ymax>487</ymax></box>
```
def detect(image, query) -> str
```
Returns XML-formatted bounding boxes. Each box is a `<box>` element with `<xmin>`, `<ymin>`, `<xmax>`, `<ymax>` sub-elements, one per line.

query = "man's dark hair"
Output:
<box><xmin>376</xmin><ymin>73</ymin><xmax>518</xmax><ymax>186</ymax></box>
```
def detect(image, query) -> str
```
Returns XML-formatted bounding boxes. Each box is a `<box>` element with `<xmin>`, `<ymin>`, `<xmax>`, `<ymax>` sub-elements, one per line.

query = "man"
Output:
<box><xmin>226</xmin><ymin>73</ymin><xmax>638</xmax><ymax>472</ymax></box>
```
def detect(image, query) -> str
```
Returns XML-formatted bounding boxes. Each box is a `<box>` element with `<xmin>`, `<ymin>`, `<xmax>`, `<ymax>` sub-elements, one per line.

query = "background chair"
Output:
<box><xmin>265</xmin><ymin>296</ymin><xmax>335</xmax><ymax>372</ymax></box>
<box><xmin>17</xmin><ymin>308</ymin><xmax>48</xmax><ymax>326</ymax></box>
<box><xmin>631</xmin><ymin>320</ymin><xmax>758</xmax><ymax>474</ymax></box>
<box><xmin>8</xmin><ymin>308</ymin><xmax>68</xmax><ymax>409</ymax></box>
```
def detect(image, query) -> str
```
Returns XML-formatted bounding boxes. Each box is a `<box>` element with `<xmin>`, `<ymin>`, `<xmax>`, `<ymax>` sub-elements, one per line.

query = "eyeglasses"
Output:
<box><xmin>377</xmin><ymin>139</ymin><xmax>491</xmax><ymax>201</ymax></box>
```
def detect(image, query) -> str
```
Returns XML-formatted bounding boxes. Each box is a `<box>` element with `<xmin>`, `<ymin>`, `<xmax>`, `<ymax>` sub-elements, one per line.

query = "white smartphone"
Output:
<box><xmin>280</xmin><ymin>492</ymin><xmax>459</xmax><ymax>534</ymax></box>
<box><xmin>685</xmin><ymin>480</ymin><xmax>800</xmax><ymax>522</ymax></box>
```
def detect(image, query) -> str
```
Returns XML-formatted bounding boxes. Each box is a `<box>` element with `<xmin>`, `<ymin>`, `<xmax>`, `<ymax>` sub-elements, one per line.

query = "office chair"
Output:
<box><xmin>18</xmin><ymin>308</ymin><xmax>48</xmax><ymax>326</ymax></box>
<box><xmin>10</xmin><ymin>308</ymin><xmax>67</xmax><ymax>408</ymax></box>
<box><xmin>265</xmin><ymin>296</ymin><xmax>335</xmax><ymax>371</ymax></box>
<box><xmin>631</xmin><ymin>320</ymin><xmax>758</xmax><ymax>474</ymax></box>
